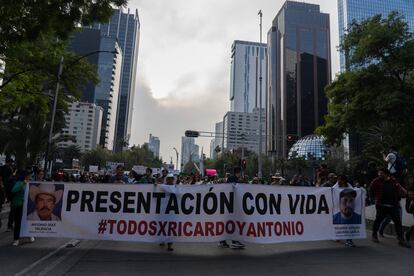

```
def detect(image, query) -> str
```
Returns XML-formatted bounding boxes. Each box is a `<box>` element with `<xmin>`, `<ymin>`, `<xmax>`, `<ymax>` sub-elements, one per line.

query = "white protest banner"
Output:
<box><xmin>132</xmin><ymin>165</ymin><xmax>146</xmax><ymax>175</ymax></box>
<box><xmin>21</xmin><ymin>183</ymin><xmax>366</xmax><ymax>243</ymax></box>
<box><xmin>106</xmin><ymin>162</ymin><xmax>124</xmax><ymax>173</ymax></box>
<box><xmin>89</xmin><ymin>166</ymin><xmax>99</xmax><ymax>173</ymax></box>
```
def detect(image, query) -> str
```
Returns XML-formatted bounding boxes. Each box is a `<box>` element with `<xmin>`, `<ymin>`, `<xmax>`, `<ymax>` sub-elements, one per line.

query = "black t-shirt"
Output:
<box><xmin>0</xmin><ymin>165</ymin><xmax>12</xmax><ymax>184</ymax></box>
<box><xmin>381</xmin><ymin>180</ymin><xmax>396</xmax><ymax>206</ymax></box>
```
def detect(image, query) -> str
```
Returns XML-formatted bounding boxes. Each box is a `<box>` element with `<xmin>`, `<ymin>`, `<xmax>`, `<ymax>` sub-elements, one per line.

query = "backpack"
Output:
<box><xmin>391</xmin><ymin>152</ymin><xmax>408</xmax><ymax>176</ymax></box>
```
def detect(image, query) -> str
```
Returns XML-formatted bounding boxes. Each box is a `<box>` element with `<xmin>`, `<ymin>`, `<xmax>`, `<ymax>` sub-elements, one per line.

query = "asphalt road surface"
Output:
<box><xmin>0</xmin><ymin>220</ymin><xmax>413</xmax><ymax>276</ymax></box>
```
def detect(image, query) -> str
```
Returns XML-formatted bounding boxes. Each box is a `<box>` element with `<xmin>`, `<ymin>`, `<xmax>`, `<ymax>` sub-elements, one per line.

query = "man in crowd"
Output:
<box><xmin>218</xmin><ymin>167</ymin><xmax>245</xmax><ymax>249</ymax></box>
<box><xmin>34</xmin><ymin>170</ymin><xmax>46</xmax><ymax>181</ymax></box>
<box><xmin>111</xmin><ymin>165</ymin><xmax>129</xmax><ymax>184</ymax></box>
<box><xmin>140</xmin><ymin>168</ymin><xmax>155</xmax><ymax>184</ymax></box>
<box><xmin>322</xmin><ymin>173</ymin><xmax>337</xmax><ymax>187</ymax></box>
<box><xmin>370</xmin><ymin>168</ymin><xmax>410</xmax><ymax>248</ymax></box>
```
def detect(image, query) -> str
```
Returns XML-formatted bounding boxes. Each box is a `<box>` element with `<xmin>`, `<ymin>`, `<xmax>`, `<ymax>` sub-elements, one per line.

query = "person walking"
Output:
<box><xmin>218</xmin><ymin>167</ymin><xmax>245</xmax><ymax>249</ymax></box>
<box><xmin>11</xmin><ymin>170</ymin><xmax>35</xmax><ymax>246</ymax></box>
<box><xmin>0</xmin><ymin>157</ymin><xmax>15</xmax><ymax>232</ymax></box>
<box><xmin>370</xmin><ymin>168</ymin><xmax>410</xmax><ymax>248</ymax></box>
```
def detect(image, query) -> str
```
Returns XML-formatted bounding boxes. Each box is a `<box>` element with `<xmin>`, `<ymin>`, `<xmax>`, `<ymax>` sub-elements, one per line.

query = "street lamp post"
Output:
<box><xmin>44</xmin><ymin>56</ymin><xmax>64</xmax><ymax>175</ymax></box>
<box><xmin>44</xmin><ymin>50</ymin><xmax>117</xmax><ymax>176</ymax></box>
<box><xmin>173</xmin><ymin>147</ymin><xmax>179</xmax><ymax>171</ymax></box>
<box><xmin>258</xmin><ymin>10</ymin><xmax>263</xmax><ymax>178</ymax></box>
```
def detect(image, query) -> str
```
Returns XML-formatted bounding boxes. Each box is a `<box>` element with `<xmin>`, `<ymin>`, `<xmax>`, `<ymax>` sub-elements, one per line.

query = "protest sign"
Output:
<box><xmin>21</xmin><ymin>183</ymin><xmax>366</xmax><ymax>243</ymax></box>
<box><xmin>132</xmin><ymin>165</ymin><xmax>146</xmax><ymax>175</ymax></box>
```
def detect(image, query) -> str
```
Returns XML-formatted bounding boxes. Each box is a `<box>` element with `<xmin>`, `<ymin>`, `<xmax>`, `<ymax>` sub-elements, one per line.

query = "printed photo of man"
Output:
<box><xmin>27</xmin><ymin>184</ymin><xmax>63</xmax><ymax>221</ymax></box>
<box><xmin>333</xmin><ymin>188</ymin><xmax>362</xmax><ymax>224</ymax></box>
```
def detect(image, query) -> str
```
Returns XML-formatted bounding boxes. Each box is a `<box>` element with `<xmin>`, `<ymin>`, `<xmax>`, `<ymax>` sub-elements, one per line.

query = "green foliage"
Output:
<box><xmin>60</xmin><ymin>145</ymin><xmax>82</xmax><ymax>168</ymax></box>
<box><xmin>183</xmin><ymin>162</ymin><xmax>199</xmax><ymax>175</ymax></box>
<box><xmin>205</xmin><ymin>148</ymin><xmax>273</xmax><ymax>180</ymax></box>
<box><xmin>81</xmin><ymin>146</ymin><xmax>112</xmax><ymax>169</ymax></box>
<box><xmin>317</xmin><ymin>13</ymin><xmax>414</xmax><ymax>166</ymax></box>
<box><xmin>0</xmin><ymin>0</ymin><xmax>127</xmax><ymax>55</ymax></box>
<box><xmin>0</xmin><ymin>34</ymin><xmax>98</xmax><ymax>167</ymax></box>
<box><xmin>81</xmin><ymin>145</ymin><xmax>163</xmax><ymax>171</ymax></box>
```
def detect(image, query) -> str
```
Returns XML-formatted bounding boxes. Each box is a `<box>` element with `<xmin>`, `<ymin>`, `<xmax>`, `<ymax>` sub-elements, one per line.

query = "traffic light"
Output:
<box><xmin>241</xmin><ymin>159</ymin><xmax>247</xmax><ymax>170</ymax></box>
<box><xmin>185</xmin><ymin>130</ymin><xmax>200</xmax><ymax>138</ymax></box>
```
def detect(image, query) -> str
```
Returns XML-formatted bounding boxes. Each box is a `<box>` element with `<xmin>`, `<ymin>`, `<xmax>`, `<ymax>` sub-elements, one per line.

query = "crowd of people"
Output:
<box><xmin>0</xmin><ymin>146</ymin><xmax>413</xmax><ymax>250</ymax></box>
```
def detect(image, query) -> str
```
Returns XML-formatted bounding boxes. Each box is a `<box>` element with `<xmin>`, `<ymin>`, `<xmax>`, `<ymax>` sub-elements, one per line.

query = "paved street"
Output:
<box><xmin>1</xmin><ymin>218</ymin><xmax>413</xmax><ymax>276</ymax></box>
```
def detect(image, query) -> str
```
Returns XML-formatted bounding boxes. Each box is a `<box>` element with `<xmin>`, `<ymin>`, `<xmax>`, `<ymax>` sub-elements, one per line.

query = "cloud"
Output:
<box><xmin>128</xmin><ymin>0</ymin><xmax>340</xmax><ymax>162</ymax></box>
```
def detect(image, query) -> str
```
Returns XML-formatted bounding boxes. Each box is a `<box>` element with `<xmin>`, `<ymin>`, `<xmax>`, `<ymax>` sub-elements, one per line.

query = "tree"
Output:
<box><xmin>81</xmin><ymin>146</ymin><xmax>111</xmax><ymax>169</ymax></box>
<box><xmin>317</xmin><ymin>13</ymin><xmax>414</xmax><ymax>166</ymax></box>
<box><xmin>0</xmin><ymin>34</ymin><xmax>98</xmax><ymax>168</ymax></box>
<box><xmin>0</xmin><ymin>0</ymin><xmax>127</xmax><ymax>55</ymax></box>
<box><xmin>61</xmin><ymin>145</ymin><xmax>82</xmax><ymax>168</ymax></box>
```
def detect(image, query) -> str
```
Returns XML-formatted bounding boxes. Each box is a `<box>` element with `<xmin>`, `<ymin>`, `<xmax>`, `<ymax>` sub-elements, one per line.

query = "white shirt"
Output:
<box><xmin>385</xmin><ymin>152</ymin><xmax>397</xmax><ymax>174</ymax></box>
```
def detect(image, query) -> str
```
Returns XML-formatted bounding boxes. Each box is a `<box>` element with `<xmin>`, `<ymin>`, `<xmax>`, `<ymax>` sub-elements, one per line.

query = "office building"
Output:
<box><xmin>230</xmin><ymin>41</ymin><xmax>267</xmax><ymax>113</ymax></box>
<box><xmin>338</xmin><ymin>0</ymin><xmax>414</xmax><ymax>158</ymax></box>
<box><xmin>267</xmin><ymin>1</ymin><xmax>331</xmax><ymax>158</ymax></box>
<box><xmin>58</xmin><ymin>102</ymin><xmax>103</xmax><ymax>152</ymax></box>
<box><xmin>91</xmin><ymin>8</ymin><xmax>141</xmax><ymax>152</ymax></box>
<box><xmin>222</xmin><ymin>108</ymin><xmax>266</xmax><ymax>154</ymax></box>
<box><xmin>147</xmin><ymin>134</ymin><xmax>160</xmax><ymax>158</ymax></box>
<box><xmin>210</xmin><ymin>121</ymin><xmax>224</xmax><ymax>159</ymax></box>
<box><xmin>68</xmin><ymin>29</ymin><xmax>122</xmax><ymax>151</ymax></box>
<box><xmin>181</xmin><ymin>137</ymin><xmax>200</xmax><ymax>169</ymax></box>
<box><xmin>338</xmin><ymin>0</ymin><xmax>414</xmax><ymax>71</ymax></box>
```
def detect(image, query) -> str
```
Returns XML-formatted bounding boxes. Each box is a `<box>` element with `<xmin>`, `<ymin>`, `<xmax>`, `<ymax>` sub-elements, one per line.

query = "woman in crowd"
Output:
<box><xmin>11</xmin><ymin>170</ymin><xmax>35</xmax><ymax>246</ymax></box>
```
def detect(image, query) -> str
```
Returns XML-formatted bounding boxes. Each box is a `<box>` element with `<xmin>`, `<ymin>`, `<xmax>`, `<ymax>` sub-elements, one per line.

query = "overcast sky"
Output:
<box><xmin>127</xmin><ymin>0</ymin><xmax>340</xmax><ymax>166</ymax></box>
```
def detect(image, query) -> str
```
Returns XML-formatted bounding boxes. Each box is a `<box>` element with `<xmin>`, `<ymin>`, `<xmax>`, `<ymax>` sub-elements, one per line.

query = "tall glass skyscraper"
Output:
<box><xmin>230</xmin><ymin>40</ymin><xmax>267</xmax><ymax>113</ymax></box>
<box><xmin>267</xmin><ymin>1</ymin><xmax>331</xmax><ymax>158</ymax></box>
<box><xmin>91</xmin><ymin>8</ymin><xmax>140</xmax><ymax>152</ymax></box>
<box><xmin>68</xmin><ymin>29</ymin><xmax>122</xmax><ymax>151</ymax></box>
<box><xmin>338</xmin><ymin>0</ymin><xmax>414</xmax><ymax>158</ymax></box>
<box><xmin>338</xmin><ymin>0</ymin><xmax>414</xmax><ymax>71</ymax></box>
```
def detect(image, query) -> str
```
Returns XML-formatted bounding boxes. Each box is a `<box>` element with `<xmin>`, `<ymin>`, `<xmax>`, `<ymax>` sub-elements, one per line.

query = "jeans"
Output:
<box><xmin>12</xmin><ymin>205</ymin><xmax>23</xmax><ymax>241</ymax></box>
<box><xmin>373</xmin><ymin>206</ymin><xmax>403</xmax><ymax>240</ymax></box>
<box><xmin>379</xmin><ymin>206</ymin><xmax>402</xmax><ymax>235</ymax></box>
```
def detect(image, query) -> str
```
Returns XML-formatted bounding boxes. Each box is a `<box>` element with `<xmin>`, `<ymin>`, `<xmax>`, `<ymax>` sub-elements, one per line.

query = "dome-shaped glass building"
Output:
<box><xmin>288</xmin><ymin>135</ymin><xmax>328</xmax><ymax>160</ymax></box>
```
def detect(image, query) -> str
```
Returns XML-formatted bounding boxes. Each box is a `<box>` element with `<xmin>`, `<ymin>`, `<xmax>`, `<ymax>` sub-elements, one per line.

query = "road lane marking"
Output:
<box><xmin>38</xmin><ymin>250</ymin><xmax>75</xmax><ymax>276</ymax></box>
<box><xmin>14</xmin><ymin>239</ymin><xmax>78</xmax><ymax>276</ymax></box>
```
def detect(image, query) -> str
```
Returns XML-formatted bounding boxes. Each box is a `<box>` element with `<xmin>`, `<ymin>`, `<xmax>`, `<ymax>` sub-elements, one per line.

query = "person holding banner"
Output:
<box><xmin>140</xmin><ymin>168</ymin><xmax>155</xmax><ymax>184</ymax></box>
<box><xmin>159</xmin><ymin>173</ymin><xmax>175</xmax><ymax>251</ymax></box>
<box><xmin>218</xmin><ymin>167</ymin><xmax>246</xmax><ymax>249</ymax></box>
<box><xmin>11</xmin><ymin>170</ymin><xmax>35</xmax><ymax>246</ymax></box>
<box><xmin>111</xmin><ymin>165</ymin><xmax>129</xmax><ymax>184</ymax></box>
<box><xmin>370</xmin><ymin>168</ymin><xmax>410</xmax><ymax>248</ymax></box>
